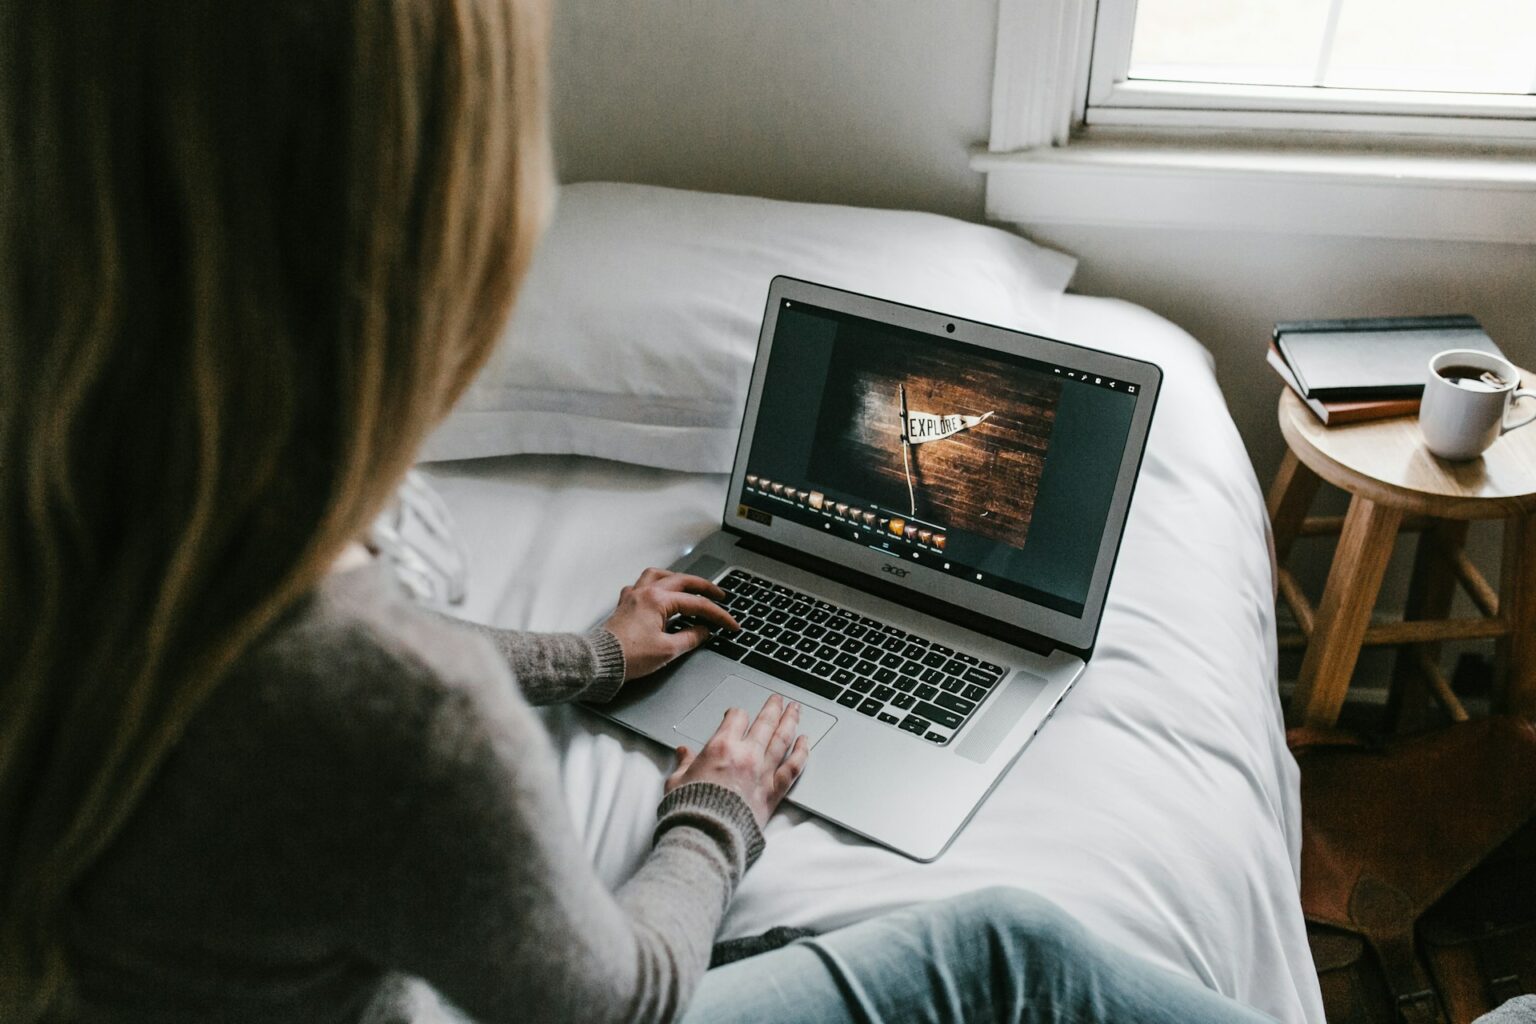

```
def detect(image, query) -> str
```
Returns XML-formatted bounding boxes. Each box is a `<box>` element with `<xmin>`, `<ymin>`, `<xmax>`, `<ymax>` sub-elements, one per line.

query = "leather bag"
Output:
<box><xmin>1292</xmin><ymin>716</ymin><xmax>1536</xmax><ymax>1024</ymax></box>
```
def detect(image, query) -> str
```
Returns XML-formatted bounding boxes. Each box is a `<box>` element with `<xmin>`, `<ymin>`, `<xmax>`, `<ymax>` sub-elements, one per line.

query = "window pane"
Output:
<box><xmin>1128</xmin><ymin>0</ymin><xmax>1333</xmax><ymax>87</ymax></box>
<box><xmin>1325</xmin><ymin>0</ymin><xmax>1536</xmax><ymax>94</ymax></box>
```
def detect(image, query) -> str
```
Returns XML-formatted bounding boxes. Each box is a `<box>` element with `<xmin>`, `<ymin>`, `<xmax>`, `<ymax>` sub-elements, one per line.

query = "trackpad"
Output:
<box><xmin>674</xmin><ymin>676</ymin><xmax>837</xmax><ymax>750</ymax></box>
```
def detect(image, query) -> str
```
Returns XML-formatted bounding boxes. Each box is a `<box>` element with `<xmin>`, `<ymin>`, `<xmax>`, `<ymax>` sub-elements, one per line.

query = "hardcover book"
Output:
<box><xmin>1273</xmin><ymin>315</ymin><xmax>1504</xmax><ymax>401</ymax></box>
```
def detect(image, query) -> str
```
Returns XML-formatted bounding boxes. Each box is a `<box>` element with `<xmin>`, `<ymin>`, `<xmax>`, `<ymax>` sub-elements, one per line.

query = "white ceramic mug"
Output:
<box><xmin>1419</xmin><ymin>348</ymin><xmax>1536</xmax><ymax>461</ymax></box>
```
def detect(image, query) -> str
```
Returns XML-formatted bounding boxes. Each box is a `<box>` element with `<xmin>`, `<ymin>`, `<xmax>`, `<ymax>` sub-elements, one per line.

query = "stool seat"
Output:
<box><xmin>1268</xmin><ymin>384</ymin><xmax>1536</xmax><ymax>729</ymax></box>
<box><xmin>1279</xmin><ymin>380</ymin><xmax>1536</xmax><ymax>520</ymax></box>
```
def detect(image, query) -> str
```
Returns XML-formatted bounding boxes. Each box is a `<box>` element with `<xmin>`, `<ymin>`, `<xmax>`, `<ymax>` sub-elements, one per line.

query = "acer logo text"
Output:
<box><xmin>881</xmin><ymin>564</ymin><xmax>910</xmax><ymax>578</ymax></box>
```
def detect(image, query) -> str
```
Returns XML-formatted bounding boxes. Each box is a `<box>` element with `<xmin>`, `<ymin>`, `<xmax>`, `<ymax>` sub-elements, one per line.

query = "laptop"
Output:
<box><xmin>594</xmin><ymin>277</ymin><xmax>1161</xmax><ymax>860</ymax></box>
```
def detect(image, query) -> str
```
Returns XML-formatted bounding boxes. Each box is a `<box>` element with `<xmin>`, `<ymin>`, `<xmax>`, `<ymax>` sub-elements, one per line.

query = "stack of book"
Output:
<box><xmin>1268</xmin><ymin>315</ymin><xmax>1506</xmax><ymax>425</ymax></box>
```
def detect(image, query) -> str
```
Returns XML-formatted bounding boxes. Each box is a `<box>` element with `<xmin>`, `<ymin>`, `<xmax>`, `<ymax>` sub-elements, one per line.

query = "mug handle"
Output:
<box><xmin>1504</xmin><ymin>389</ymin><xmax>1536</xmax><ymax>435</ymax></box>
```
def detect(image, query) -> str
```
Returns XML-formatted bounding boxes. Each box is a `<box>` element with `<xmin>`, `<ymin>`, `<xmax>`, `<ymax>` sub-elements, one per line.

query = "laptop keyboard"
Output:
<box><xmin>675</xmin><ymin>568</ymin><xmax>1008</xmax><ymax>746</ymax></box>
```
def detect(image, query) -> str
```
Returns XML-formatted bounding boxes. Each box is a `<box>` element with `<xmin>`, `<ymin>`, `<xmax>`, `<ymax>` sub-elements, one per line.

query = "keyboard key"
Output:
<box><xmin>874</xmin><ymin>668</ymin><xmax>897</xmax><ymax>685</ymax></box>
<box><xmin>902</xmin><ymin>659</ymin><xmax>925</xmax><ymax>676</ymax></box>
<box><xmin>795</xmin><ymin>637</ymin><xmax>818</xmax><ymax>653</ymax></box>
<box><xmin>827</xmin><ymin>616</ymin><xmax>849</xmax><ymax>632</ymax></box>
<box><xmin>815</xmin><ymin>644</ymin><xmax>839</xmax><ymax>661</ymax></box>
<box><xmin>736</xmin><ymin>633</ymin><xmax>761</xmax><ymax>648</ymax></box>
<box><xmin>963</xmin><ymin>667</ymin><xmax>1003</xmax><ymax>688</ymax></box>
<box><xmin>837</xmin><ymin>690</ymin><xmax>862</xmax><ymax>708</ymax></box>
<box><xmin>912</xmin><ymin>700</ymin><xmax>962</xmax><ymax>730</ymax></box>
<box><xmin>941</xmin><ymin>676</ymin><xmax>966</xmax><ymax>693</ymax></box>
<box><xmin>920</xmin><ymin>669</ymin><xmax>945</xmax><ymax>686</ymax></box>
<box><xmin>880</xmin><ymin>635</ymin><xmax>905</xmax><ymax>653</ymax></box>
<box><xmin>742</xmin><ymin>616</ymin><xmax>765</xmax><ymax>631</ymax></box>
<box><xmin>780</xmin><ymin>632</ymin><xmax>801</xmax><ymax>646</ymax></box>
<box><xmin>872</xmin><ymin>684</ymin><xmax>897</xmax><ymax>703</ymax></box>
<box><xmin>899</xmin><ymin>715</ymin><xmax>930</xmax><ymax>735</ymax></box>
<box><xmin>793</xmin><ymin>653</ymin><xmax>817</xmax><ymax>670</ymax></box>
<box><xmin>857</xmin><ymin>698</ymin><xmax>882</xmax><ymax>716</ymax></box>
<box><xmin>922</xmin><ymin>651</ymin><xmax>948</xmax><ymax>669</ymax></box>
<box><xmin>930</xmin><ymin>643</ymin><xmax>954</xmax><ymax>656</ymax></box>
<box><xmin>963</xmin><ymin>683</ymin><xmax>988</xmax><ymax>701</ymax></box>
<box><xmin>757</xmin><ymin>640</ymin><xmax>779</xmax><ymax>656</ymax></box>
<box><xmin>925</xmin><ymin>732</ymin><xmax>947</xmax><ymax>744</ymax></box>
<box><xmin>954</xmin><ymin>652</ymin><xmax>979</xmax><ymax>666</ymax></box>
<box><xmin>832</xmin><ymin>668</ymin><xmax>855</xmax><ymax>686</ymax></box>
<box><xmin>812</xmin><ymin>660</ymin><xmax>835</xmax><ymax>677</ymax></box>
<box><xmin>894</xmin><ymin>675</ymin><xmax>919</xmax><ymax>692</ymax></box>
<box><xmin>840</xmin><ymin>638</ymin><xmax>865</xmax><ymax>655</ymax></box>
<box><xmin>859</xmin><ymin>615</ymin><xmax>883</xmax><ymax>628</ymax></box>
<box><xmin>907</xmin><ymin>636</ymin><xmax>930</xmax><ymax>648</ymax></box>
<box><xmin>915</xmin><ymin>684</ymin><xmax>939</xmax><ymax>701</ymax></box>
<box><xmin>883</xmin><ymin>625</ymin><xmax>907</xmax><ymax>640</ymax></box>
<box><xmin>770</xmin><ymin>595</ymin><xmax>792</xmax><ymax>609</ymax></box>
<box><xmin>773</xmin><ymin>647</ymin><xmax>794</xmax><ymax>663</ymax></box>
<box><xmin>934</xmin><ymin>692</ymin><xmax>975</xmax><ymax>715</ymax></box>
<box><xmin>943</xmin><ymin>659</ymin><xmax>966</xmax><ymax>675</ymax></box>
<box><xmin>805</xmin><ymin>624</ymin><xmax>827</xmax><ymax>640</ymax></box>
<box><xmin>834</xmin><ymin>653</ymin><xmax>858</xmax><ymax>669</ymax></box>
<box><xmin>707</xmin><ymin>636</ymin><xmax>750</xmax><ymax>660</ymax></box>
<box><xmin>893</xmin><ymin>693</ymin><xmax>916</xmax><ymax>710</ymax></box>
<box><xmin>979</xmin><ymin>660</ymin><xmax>1005</xmax><ymax>675</ymax></box>
<box><xmin>789</xmin><ymin>601</ymin><xmax>811</xmax><ymax>616</ymax></box>
<box><xmin>879</xmin><ymin>652</ymin><xmax>904</xmax><ymax>669</ymax></box>
<box><xmin>854</xmin><ymin>659</ymin><xmax>878</xmax><ymax>677</ymax></box>
<box><xmin>808</xmin><ymin>609</ymin><xmax>830</xmax><ymax>624</ymax></box>
<box><xmin>767</xmin><ymin>610</ymin><xmax>789</xmax><ymax>624</ymax></box>
<box><xmin>850</xmin><ymin>677</ymin><xmax>875</xmax><ymax>694</ymax></box>
<box><xmin>786</xmin><ymin>615</ymin><xmax>808</xmax><ymax>631</ymax></box>
<box><xmin>845</xmin><ymin>624</ymin><xmax>868</xmax><ymax>640</ymax></box>
<box><xmin>761</xmin><ymin>624</ymin><xmax>782</xmax><ymax>639</ymax></box>
<box><xmin>740</xmin><ymin>651</ymin><xmax>842</xmax><ymax>701</ymax></box>
<box><xmin>878</xmin><ymin>712</ymin><xmax>901</xmax><ymax>725</ymax></box>
<box><xmin>903</xmin><ymin>643</ymin><xmax>926</xmax><ymax>660</ymax></box>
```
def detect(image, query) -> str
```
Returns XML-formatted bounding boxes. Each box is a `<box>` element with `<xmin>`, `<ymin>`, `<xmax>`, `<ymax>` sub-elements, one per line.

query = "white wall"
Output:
<box><xmin>551</xmin><ymin>0</ymin><xmax>996</xmax><ymax>221</ymax></box>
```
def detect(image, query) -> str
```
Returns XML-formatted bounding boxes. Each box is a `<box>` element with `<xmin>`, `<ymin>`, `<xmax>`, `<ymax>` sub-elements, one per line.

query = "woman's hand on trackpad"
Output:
<box><xmin>601</xmin><ymin>568</ymin><xmax>738</xmax><ymax>681</ymax></box>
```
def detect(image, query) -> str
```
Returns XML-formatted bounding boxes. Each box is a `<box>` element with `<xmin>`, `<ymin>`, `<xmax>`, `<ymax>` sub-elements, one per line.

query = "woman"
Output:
<box><xmin>0</xmin><ymin>1</ymin><xmax>1277</xmax><ymax>1021</ymax></box>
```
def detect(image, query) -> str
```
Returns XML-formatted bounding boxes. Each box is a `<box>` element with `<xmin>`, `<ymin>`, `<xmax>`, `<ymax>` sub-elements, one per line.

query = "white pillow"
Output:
<box><xmin>421</xmin><ymin>183</ymin><xmax>1077</xmax><ymax>472</ymax></box>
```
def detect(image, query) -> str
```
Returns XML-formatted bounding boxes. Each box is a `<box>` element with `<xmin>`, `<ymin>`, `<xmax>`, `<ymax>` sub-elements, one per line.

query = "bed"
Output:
<box><xmin>416</xmin><ymin>184</ymin><xmax>1325</xmax><ymax>1022</ymax></box>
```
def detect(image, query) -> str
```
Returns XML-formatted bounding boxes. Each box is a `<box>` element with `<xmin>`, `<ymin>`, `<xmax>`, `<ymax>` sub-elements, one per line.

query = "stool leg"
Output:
<box><xmin>1267</xmin><ymin>449</ymin><xmax>1321</xmax><ymax>566</ymax></box>
<box><xmin>1387</xmin><ymin>519</ymin><xmax>1468</xmax><ymax>732</ymax></box>
<box><xmin>1497</xmin><ymin>513</ymin><xmax>1536</xmax><ymax>718</ymax></box>
<box><xmin>1289</xmin><ymin>495</ymin><xmax>1402</xmax><ymax>729</ymax></box>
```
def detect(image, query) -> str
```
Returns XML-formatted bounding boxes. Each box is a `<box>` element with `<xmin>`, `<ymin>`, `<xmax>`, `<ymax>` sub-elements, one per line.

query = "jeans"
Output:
<box><xmin>682</xmin><ymin>887</ymin><xmax>1279</xmax><ymax>1024</ymax></box>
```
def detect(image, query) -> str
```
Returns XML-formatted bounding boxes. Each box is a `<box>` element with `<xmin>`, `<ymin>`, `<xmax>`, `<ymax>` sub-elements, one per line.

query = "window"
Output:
<box><xmin>1087</xmin><ymin>0</ymin><xmax>1536</xmax><ymax>139</ymax></box>
<box><xmin>977</xmin><ymin>0</ymin><xmax>1536</xmax><ymax>243</ymax></box>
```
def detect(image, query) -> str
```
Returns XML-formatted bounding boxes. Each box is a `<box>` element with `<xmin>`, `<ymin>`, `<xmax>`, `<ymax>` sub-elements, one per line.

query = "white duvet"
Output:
<box><xmin>422</xmin><ymin>292</ymin><xmax>1324</xmax><ymax>1023</ymax></box>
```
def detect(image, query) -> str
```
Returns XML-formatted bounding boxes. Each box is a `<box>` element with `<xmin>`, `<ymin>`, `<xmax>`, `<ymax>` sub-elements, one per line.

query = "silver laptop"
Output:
<box><xmin>594</xmin><ymin>277</ymin><xmax>1161</xmax><ymax>860</ymax></box>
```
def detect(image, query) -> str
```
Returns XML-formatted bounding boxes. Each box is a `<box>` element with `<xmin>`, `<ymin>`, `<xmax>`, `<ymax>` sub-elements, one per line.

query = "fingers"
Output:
<box><xmin>773</xmin><ymin>735</ymin><xmax>811</xmax><ymax>797</ymax></box>
<box><xmin>765</xmin><ymin>700</ymin><xmax>800</xmax><ymax>763</ymax></box>
<box><xmin>710</xmin><ymin>706</ymin><xmax>749</xmax><ymax>743</ymax></box>
<box><xmin>666</xmin><ymin>744</ymin><xmax>697</xmax><ymax>792</ymax></box>
<box><xmin>666</xmin><ymin>623</ymin><xmax>711</xmax><ymax>658</ymax></box>
<box><xmin>666</xmin><ymin>592</ymin><xmax>738</xmax><ymax>632</ymax></box>
<box><xmin>649</xmin><ymin>571</ymin><xmax>727</xmax><ymax>601</ymax></box>
<box><xmin>745</xmin><ymin>693</ymin><xmax>787</xmax><ymax>747</ymax></box>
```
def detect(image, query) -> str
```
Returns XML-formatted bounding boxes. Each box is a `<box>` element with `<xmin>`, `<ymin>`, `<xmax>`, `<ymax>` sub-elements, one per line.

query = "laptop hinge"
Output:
<box><xmin>729</xmin><ymin>528</ymin><xmax>1058</xmax><ymax>657</ymax></box>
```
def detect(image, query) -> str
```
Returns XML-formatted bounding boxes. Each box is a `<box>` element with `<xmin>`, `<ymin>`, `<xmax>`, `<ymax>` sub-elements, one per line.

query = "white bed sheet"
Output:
<box><xmin>420</xmin><ymin>292</ymin><xmax>1325</xmax><ymax>1023</ymax></box>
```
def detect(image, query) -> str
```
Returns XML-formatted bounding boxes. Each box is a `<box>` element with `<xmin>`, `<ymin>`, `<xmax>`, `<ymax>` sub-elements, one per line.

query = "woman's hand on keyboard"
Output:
<box><xmin>665</xmin><ymin>694</ymin><xmax>810</xmax><ymax>828</ymax></box>
<box><xmin>602</xmin><ymin>568</ymin><xmax>739</xmax><ymax>681</ymax></box>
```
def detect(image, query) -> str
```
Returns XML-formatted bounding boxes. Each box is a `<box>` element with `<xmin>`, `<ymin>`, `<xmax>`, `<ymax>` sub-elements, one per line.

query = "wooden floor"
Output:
<box><xmin>809</xmin><ymin>345</ymin><xmax>1060</xmax><ymax>550</ymax></box>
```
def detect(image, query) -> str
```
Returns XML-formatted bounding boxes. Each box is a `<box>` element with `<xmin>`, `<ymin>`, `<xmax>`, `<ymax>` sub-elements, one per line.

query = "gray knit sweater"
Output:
<box><xmin>64</xmin><ymin>562</ymin><xmax>764</xmax><ymax>1023</ymax></box>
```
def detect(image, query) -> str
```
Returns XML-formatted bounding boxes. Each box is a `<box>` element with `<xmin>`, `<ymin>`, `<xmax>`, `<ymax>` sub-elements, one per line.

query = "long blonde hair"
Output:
<box><xmin>0</xmin><ymin>0</ymin><xmax>551</xmax><ymax>1016</ymax></box>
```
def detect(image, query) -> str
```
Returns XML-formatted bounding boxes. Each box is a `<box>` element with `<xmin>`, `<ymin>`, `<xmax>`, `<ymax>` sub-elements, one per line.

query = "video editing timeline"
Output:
<box><xmin>741</xmin><ymin>474</ymin><xmax>1017</xmax><ymax>587</ymax></box>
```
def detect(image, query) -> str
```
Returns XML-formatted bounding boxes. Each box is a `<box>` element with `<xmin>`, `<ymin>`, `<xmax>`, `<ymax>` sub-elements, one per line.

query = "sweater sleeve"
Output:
<box><xmin>435</xmin><ymin>613</ymin><xmax>627</xmax><ymax>705</ymax></box>
<box><xmin>348</xmin><ymin>630</ymin><xmax>761</xmax><ymax>1024</ymax></box>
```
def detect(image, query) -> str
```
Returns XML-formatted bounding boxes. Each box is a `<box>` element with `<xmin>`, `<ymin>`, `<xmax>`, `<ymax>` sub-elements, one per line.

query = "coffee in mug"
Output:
<box><xmin>1419</xmin><ymin>349</ymin><xmax>1536</xmax><ymax>461</ymax></box>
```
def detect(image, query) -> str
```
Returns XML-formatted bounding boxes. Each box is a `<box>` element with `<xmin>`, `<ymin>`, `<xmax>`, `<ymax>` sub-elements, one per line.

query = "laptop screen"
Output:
<box><xmin>733</xmin><ymin>297</ymin><xmax>1141</xmax><ymax>619</ymax></box>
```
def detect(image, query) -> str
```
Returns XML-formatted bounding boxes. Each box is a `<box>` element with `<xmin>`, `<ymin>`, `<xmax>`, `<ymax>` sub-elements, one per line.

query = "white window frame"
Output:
<box><xmin>1084</xmin><ymin>0</ymin><xmax>1536</xmax><ymax>142</ymax></box>
<box><xmin>977</xmin><ymin>0</ymin><xmax>1536</xmax><ymax>244</ymax></box>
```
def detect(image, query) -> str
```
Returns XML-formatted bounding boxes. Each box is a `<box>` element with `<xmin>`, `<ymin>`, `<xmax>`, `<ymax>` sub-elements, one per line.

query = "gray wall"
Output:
<box><xmin>551</xmin><ymin>0</ymin><xmax>995</xmax><ymax>221</ymax></box>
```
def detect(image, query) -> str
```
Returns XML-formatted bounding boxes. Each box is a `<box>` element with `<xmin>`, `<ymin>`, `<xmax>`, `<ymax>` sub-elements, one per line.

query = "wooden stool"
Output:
<box><xmin>1268</xmin><ymin>383</ymin><xmax>1536</xmax><ymax>729</ymax></box>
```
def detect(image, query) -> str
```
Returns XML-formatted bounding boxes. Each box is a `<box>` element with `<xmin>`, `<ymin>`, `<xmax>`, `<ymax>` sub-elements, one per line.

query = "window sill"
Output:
<box><xmin>971</xmin><ymin>138</ymin><xmax>1536</xmax><ymax>244</ymax></box>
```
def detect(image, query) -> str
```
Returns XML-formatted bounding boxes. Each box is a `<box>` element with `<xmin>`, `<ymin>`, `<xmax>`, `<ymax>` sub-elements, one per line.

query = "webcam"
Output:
<box><xmin>945</xmin><ymin>323</ymin><xmax>955</xmax><ymax>333</ymax></box>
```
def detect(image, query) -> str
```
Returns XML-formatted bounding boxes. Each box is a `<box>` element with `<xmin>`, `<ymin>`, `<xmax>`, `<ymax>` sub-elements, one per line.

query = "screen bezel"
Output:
<box><xmin>722</xmin><ymin>276</ymin><xmax>1162</xmax><ymax>655</ymax></box>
